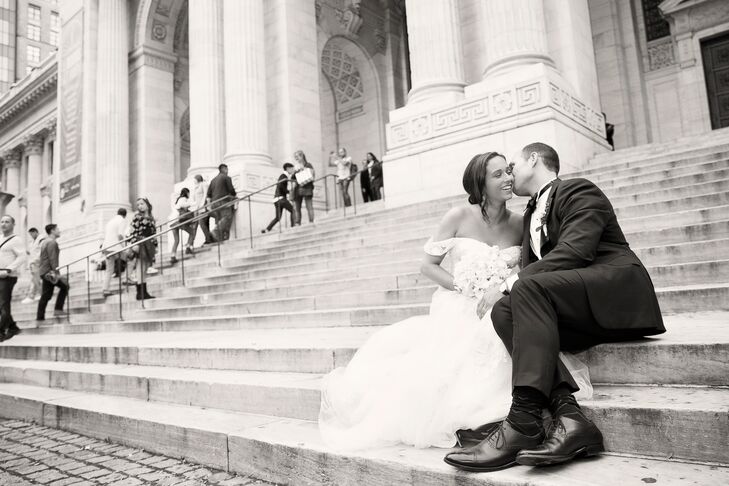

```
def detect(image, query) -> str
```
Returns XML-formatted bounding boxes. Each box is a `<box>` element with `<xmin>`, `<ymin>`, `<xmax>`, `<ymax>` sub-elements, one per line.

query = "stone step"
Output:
<box><xmin>0</xmin><ymin>361</ymin><xmax>728</xmax><ymax>463</ymax></box>
<box><xmin>2</xmin><ymin>313</ymin><xmax>726</xmax><ymax>381</ymax></box>
<box><xmin>596</xmin><ymin>158</ymin><xmax>729</xmax><ymax>189</ymax></box>
<box><xmin>0</xmin><ymin>383</ymin><xmax>727</xmax><ymax>480</ymax></box>
<box><xmin>604</xmin><ymin>167</ymin><xmax>729</xmax><ymax>197</ymax></box>
<box><xmin>18</xmin><ymin>304</ymin><xmax>431</xmax><ymax>334</ymax></box>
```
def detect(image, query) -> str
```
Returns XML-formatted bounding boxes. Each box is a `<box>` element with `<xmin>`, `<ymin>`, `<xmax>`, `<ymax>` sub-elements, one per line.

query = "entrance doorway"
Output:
<box><xmin>702</xmin><ymin>32</ymin><xmax>729</xmax><ymax>129</ymax></box>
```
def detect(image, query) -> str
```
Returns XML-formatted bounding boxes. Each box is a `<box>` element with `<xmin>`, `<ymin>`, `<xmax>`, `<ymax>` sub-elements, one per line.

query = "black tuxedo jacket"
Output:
<box><xmin>520</xmin><ymin>178</ymin><xmax>665</xmax><ymax>334</ymax></box>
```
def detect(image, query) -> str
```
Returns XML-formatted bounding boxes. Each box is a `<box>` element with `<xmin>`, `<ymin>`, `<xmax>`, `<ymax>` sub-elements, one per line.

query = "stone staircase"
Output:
<box><xmin>1</xmin><ymin>133</ymin><xmax>729</xmax><ymax>484</ymax></box>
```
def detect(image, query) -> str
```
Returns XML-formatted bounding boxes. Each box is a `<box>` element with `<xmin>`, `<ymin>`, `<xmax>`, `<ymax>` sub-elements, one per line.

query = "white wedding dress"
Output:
<box><xmin>319</xmin><ymin>237</ymin><xmax>593</xmax><ymax>450</ymax></box>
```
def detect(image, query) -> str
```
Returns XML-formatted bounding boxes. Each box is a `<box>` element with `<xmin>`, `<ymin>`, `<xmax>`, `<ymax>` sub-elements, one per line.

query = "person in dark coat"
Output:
<box><xmin>206</xmin><ymin>163</ymin><xmax>237</xmax><ymax>241</ymax></box>
<box><xmin>367</xmin><ymin>152</ymin><xmax>384</xmax><ymax>200</ymax></box>
<box><xmin>262</xmin><ymin>163</ymin><xmax>296</xmax><ymax>233</ymax></box>
<box><xmin>445</xmin><ymin>142</ymin><xmax>665</xmax><ymax>472</ymax></box>
<box><xmin>293</xmin><ymin>150</ymin><xmax>316</xmax><ymax>225</ymax></box>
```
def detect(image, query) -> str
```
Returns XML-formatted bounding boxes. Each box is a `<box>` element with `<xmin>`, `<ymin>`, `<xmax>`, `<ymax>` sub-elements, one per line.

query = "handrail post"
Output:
<box><xmin>180</xmin><ymin>231</ymin><xmax>186</xmax><ymax>287</ymax></box>
<box><xmin>86</xmin><ymin>257</ymin><xmax>91</xmax><ymax>313</ymax></box>
<box><xmin>118</xmin><ymin>266</ymin><xmax>123</xmax><ymax>321</ymax></box>
<box><xmin>158</xmin><ymin>225</ymin><xmax>164</xmax><ymax>276</ymax></box>
<box><xmin>352</xmin><ymin>176</ymin><xmax>357</xmax><ymax>216</ymax></box>
<box><xmin>217</xmin><ymin>236</ymin><xmax>222</xmax><ymax>267</ymax></box>
<box><xmin>140</xmin><ymin>257</ymin><xmax>145</xmax><ymax>309</ymax></box>
<box><xmin>248</xmin><ymin>197</ymin><xmax>253</xmax><ymax>249</ymax></box>
<box><xmin>66</xmin><ymin>266</ymin><xmax>70</xmax><ymax>323</ymax></box>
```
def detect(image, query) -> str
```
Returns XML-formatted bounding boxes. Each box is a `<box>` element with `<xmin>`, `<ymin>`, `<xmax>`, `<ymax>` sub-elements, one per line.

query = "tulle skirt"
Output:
<box><xmin>319</xmin><ymin>288</ymin><xmax>592</xmax><ymax>450</ymax></box>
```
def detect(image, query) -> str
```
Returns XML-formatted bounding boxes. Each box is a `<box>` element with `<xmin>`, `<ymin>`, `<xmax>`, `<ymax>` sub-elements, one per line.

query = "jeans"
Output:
<box><xmin>0</xmin><ymin>277</ymin><xmax>18</xmax><ymax>334</ymax></box>
<box><xmin>212</xmin><ymin>206</ymin><xmax>234</xmax><ymax>241</ymax></box>
<box><xmin>266</xmin><ymin>199</ymin><xmax>295</xmax><ymax>231</ymax></box>
<box><xmin>102</xmin><ymin>253</ymin><xmax>119</xmax><ymax>292</ymax></box>
<box><xmin>37</xmin><ymin>275</ymin><xmax>68</xmax><ymax>320</ymax></box>
<box><xmin>295</xmin><ymin>195</ymin><xmax>314</xmax><ymax>224</ymax></box>
<box><xmin>338</xmin><ymin>179</ymin><xmax>352</xmax><ymax>207</ymax></box>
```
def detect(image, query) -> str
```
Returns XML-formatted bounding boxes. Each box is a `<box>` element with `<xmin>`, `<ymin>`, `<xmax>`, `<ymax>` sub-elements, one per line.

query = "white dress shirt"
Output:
<box><xmin>102</xmin><ymin>215</ymin><xmax>127</xmax><ymax>250</ymax></box>
<box><xmin>502</xmin><ymin>178</ymin><xmax>557</xmax><ymax>293</ymax></box>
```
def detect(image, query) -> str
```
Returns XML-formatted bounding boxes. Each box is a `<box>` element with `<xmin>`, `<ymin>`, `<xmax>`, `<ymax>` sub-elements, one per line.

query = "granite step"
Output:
<box><xmin>0</xmin><ymin>383</ymin><xmax>727</xmax><ymax>479</ymax></box>
<box><xmin>2</xmin><ymin>312</ymin><xmax>726</xmax><ymax>380</ymax></box>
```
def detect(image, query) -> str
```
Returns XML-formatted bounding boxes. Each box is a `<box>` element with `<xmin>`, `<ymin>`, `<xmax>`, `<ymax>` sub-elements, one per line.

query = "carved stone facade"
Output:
<box><xmin>0</xmin><ymin>0</ymin><xmax>724</xmax><ymax>262</ymax></box>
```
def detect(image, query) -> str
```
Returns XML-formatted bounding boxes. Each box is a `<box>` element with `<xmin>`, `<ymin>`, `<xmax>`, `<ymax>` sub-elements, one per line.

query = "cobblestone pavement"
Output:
<box><xmin>0</xmin><ymin>420</ymin><xmax>277</xmax><ymax>485</ymax></box>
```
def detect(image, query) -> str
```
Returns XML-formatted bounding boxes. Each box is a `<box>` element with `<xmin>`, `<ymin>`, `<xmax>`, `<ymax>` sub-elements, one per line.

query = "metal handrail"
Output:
<box><xmin>54</xmin><ymin>158</ymin><xmax>387</xmax><ymax>323</ymax></box>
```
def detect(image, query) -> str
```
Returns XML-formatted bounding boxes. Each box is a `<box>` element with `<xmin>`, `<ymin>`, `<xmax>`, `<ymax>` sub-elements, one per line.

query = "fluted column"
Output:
<box><xmin>222</xmin><ymin>0</ymin><xmax>271</xmax><ymax>169</ymax></box>
<box><xmin>23</xmin><ymin>134</ymin><xmax>44</xmax><ymax>229</ymax></box>
<box><xmin>404</xmin><ymin>0</ymin><xmax>465</xmax><ymax>104</ymax></box>
<box><xmin>94</xmin><ymin>0</ymin><xmax>129</xmax><ymax>210</ymax></box>
<box><xmin>188</xmin><ymin>0</ymin><xmax>226</xmax><ymax>174</ymax></box>
<box><xmin>480</xmin><ymin>0</ymin><xmax>555</xmax><ymax>78</ymax></box>
<box><xmin>2</xmin><ymin>150</ymin><xmax>22</xmax><ymax>217</ymax></box>
<box><xmin>40</xmin><ymin>184</ymin><xmax>52</xmax><ymax>227</ymax></box>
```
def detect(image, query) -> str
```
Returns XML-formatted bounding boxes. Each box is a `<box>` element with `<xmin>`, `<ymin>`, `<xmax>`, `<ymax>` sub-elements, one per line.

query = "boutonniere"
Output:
<box><xmin>537</xmin><ymin>199</ymin><xmax>552</xmax><ymax>236</ymax></box>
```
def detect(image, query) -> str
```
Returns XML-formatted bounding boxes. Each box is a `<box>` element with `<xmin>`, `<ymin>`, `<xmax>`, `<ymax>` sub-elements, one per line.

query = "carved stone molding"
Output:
<box><xmin>152</xmin><ymin>19</ymin><xmax>168</xmax><ymax>41</ymax></box>
<box><xmin>647</xmin><ymin>39</ymin><xmax>676</xmax><ymax>71</ymax></box>
<box><xmin>23</xmin><ymin>134</ymin><xmax>44</xmax><ymax>155</ymax></box>
<box><xmin>44</xmin><ymin>118</ymin><xmax>58</xmax><ymax>138</ymax></box>
<box><xmin>388</xmin><ymin>79</ymin><xmax>605</xmax><ymax>150</ymax></box>
<box><xmin>17</xmin><ymin>194</ymin><xmax>27</xmax><ymax>208</ymax></box>
<box><xmin>129</xmin><ymin>45</ymin><xmax>177</xmax><ymax>74</ymax></box>
<box><xmin>2</xmin><ymin>149</ymin><xmax>22</xmax><ymax>166</ymax></box>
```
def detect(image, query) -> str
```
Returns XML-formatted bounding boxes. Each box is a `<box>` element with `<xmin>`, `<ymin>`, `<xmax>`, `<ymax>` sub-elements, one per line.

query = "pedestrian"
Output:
<box><xmin>101</xmin><ymin>208</ymin><xmax>127</xmax><ymax>298</ymax></box>
<box><xmin>359</xmin><ymin>155</ymin><xmax>373</xmax><ymax>203</ymax></box>
<box><xmin>127</xmin><ymin>198</ymin><xmax>157</xmax><ymax>300</ymax></box>
<box><xmin>0</xmin><ymin>216</ymin><xmax>26</xmax><ymax>341</ymax></box>
<box><xmin>36</xmin><ymin>224</ymin><xmax>68</xmax><ymax>321</ymax></box>
<box><xmin>170</xmin><ymin>188</ymin><xmax>196</xmax><ymax>263</ymax></box>
<box><xmin>293</xmin><ymin>150</ymin><xmax>315</xmax><ymax>225</ymax></box>
<box><xmin>206</xmin><ymin>164</ymin><xmax>237</xmax><ymax>241</ymax></box>
<box><xmin>262</xmin><ymin>163</ymin><xmax>296</xmax><ymax>233</ymax></box>
<box><xmin>329</xmin><ymin>148</ymin><xmax>352</xmax><ymax>207</ymax></box>
<box><xmin>367</xmin><ymin>152</ymin><xmax>384</xmax><ymax>200</ymax></box>
<box><xmin>21</xmin><ymin>227</ymin><xmax>44</xmax><ymax>304</ymax></box>
<box><xmin>192</xmin><ymin>174</ymin><xmax>215</xmax><ymax>244</ymax></box>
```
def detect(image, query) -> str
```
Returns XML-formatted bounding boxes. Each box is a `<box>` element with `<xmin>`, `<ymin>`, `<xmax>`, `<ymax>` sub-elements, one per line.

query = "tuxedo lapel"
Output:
<box><xmin>522</xmin><ymin>207</ymin><xmax>533</xmax><ymax>268</ymax></box>
<box><xmin>538</xmin><ymin>178</ymin><xmax>561</xmax><ymax>257</ymax></box>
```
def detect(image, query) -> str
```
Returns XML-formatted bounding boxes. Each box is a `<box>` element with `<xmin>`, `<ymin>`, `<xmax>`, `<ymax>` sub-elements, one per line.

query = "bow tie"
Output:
<box><xmin>524</xmin><ymin>182</ymin><xmax>554</xmax><ymax>214</ymax></box>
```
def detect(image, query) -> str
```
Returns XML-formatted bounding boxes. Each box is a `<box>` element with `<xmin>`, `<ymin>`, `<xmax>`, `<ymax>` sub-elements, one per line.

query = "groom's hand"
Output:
<box><xmin>477</xmin><ymin>286</ymin><xmax>503</xmax><ymax>319</ymax></box>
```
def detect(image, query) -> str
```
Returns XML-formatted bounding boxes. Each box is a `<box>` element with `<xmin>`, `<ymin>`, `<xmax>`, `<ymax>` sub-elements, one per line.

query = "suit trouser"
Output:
<box><xmin>266</xmin><ymin>199</ymin><xmax>294</xmax><ymax>231</ymax></box>
<box><xmin>0</xmin><ymin>277</ymin><xmax>18</xmax><ymax>334</ymax></box>
<box><xmin>213</xmin><ymin>207</ymin><xmax>234</xmax><ymax>241</ymax></box>
<box><xmin>491</xmin><ymin>269</ymin><xmax>630</xmax><ymax>398</ymax></box>
<box><xmin>25</xmin><ymin>262</ymin><xmax>41</xmax><ymax>299</ymax></box>
<box><xmin>197</xmin><ymin>211</ymin><xmax>215</xmax><ymax>242</ymax></box>
<box><xmin>37</xmin><ymin>276</ymin><xmax>68</xmax><ymax>320</ymax></box>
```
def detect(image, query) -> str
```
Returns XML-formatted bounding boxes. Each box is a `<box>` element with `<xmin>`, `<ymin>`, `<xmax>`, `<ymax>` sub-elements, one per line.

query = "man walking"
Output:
<box><xmin>206</xmin><ymin>164</ymin><xmax>237</xmax><ymax>242</ymax></box>
<box><xmin>262</xmin><ymin>163</ymin><xmax>296</xmax><ymax>233</ymax></box>
<box><xmin>192</xmin><ymin>174</ymin><xmax>215</xmax><ymax>244</ymax></box>
<box><xmin>101</xmin><ymin>208</ymin><xmax>127</xmax><ymax>297</ymax></box>
<box><xmin>0</xmin><ymin>216</ymin><xmax>26</xmax><ymax>342</ymax></box>
<box><xmin>21</xmin><ymin>227</ymin><xmax>44</xmax><ymax>304</ymax></box>
<box><xmin>36</xmin><ymin>224</ymin><xmax>68</xmax><ymax>321</ymax></box>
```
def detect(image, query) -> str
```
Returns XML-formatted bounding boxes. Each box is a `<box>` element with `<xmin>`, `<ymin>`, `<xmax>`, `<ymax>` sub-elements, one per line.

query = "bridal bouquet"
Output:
<box><xmin>452</xmin><ymin>248</ymin><xmax>512</xmax><ymax>299</ymax></box>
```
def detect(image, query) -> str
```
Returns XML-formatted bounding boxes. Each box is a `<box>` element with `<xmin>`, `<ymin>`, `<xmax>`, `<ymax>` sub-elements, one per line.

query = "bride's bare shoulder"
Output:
<box><xmin>506</xmin><ymin>210</ymin><xmax>524</xmax><ymax>231</ymax></box>
<box><xmin>441</xmin><ymin>205</ymin><xmax>472</xmax><ymax>224</ymax></box>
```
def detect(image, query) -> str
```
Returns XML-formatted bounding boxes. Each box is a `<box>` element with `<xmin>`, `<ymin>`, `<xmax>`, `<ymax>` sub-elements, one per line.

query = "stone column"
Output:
<box><xmin>2</xmin><ymin>150</ymin><xmax>22</xmax><ymax>217</ymax></box>
<box><xmin>81</xmin><ymin>0</ymin><xmax>99</xmax><ymax>209</ymax></box>
<box><xmin>94</xmin><ymin>0</ymin><xmax>129</xmax><ymax>211</ymax></box>
<box><xmin>222</xmin><ymin>0</ymin><xmax>271</xmax><ymax>169</ymax></box>
<box><xmin>480</xmin><ymin>0</ymin><xmax>555</xmax><ymax>78</ymax></box>
<box><xmin>23</xmin><ymin>134</ymin><xmax>44</xmax><ymax>229</ymax></box>
<box><xmin>188</xmin><ymin>0</ymin><xmax>226</xmax><ymax>174</ymax></box>
<box><xmin>404</xmin><ymin>0</ymin><xmax>466</xmax><ymax>104</ymax></box>
<box><xmin>40</xmin><ymin>184</ymin><xmax>52</xmax><ymax>227</ymax></box>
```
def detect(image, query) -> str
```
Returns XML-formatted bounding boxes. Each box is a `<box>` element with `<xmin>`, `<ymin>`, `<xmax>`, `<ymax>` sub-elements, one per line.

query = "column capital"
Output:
<box><xmin>44</xmin><ymin>118</ymin><xmax>58</xmax><ymax>138</ymax></box>
<box><xmin>23</xmin><ymin>134</ymin><xmax>44</xmax><ymax>155</ymax></box>
<box><xmin>2</xmin><ymin>149</ymin><xmax>22</xmax><ymax>165</ymax></box>
<box><xmin>40</xmin><ymin>184</ymin><xmax>52</xmax><ymax>198</ymax></box>
<box><xmin>129</xmin><ymin>45</ymin><xmax>177</xmax><ymax>74</ymax></box>
<box><xmin>17</xmin><ymin>194</ymin><xmax>27</xmax><ymax>209</ymax></box>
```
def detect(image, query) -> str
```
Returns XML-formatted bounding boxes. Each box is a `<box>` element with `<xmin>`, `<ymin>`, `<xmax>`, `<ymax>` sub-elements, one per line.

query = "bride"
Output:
<box><xmin>319</xmin><ymin>152</ymin><xmax>591</xmax><ymax>450</ymax></box>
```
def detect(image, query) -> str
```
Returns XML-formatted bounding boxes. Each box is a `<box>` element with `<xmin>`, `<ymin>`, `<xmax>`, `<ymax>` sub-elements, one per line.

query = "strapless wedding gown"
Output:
<box><xmin>319</xmin><ymin>237</ymin><xmax>592</xmax><ymax>450</ymax></box>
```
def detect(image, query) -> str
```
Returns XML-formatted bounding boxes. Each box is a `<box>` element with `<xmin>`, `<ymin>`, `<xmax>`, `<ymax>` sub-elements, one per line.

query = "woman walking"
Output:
<box><xmin>170</xmin><ymin>188</ymin><xmax>196</xmax><ymax>263</ymax></box>
<box><xmin>293</xmin><ymin>150</ymin><xmax>316</xmax><ymax>225</ymax></box>
<box><xmin>128</xmin><ymin>197</ymin><xmax>157</xmax><ymax>300</ymax></box>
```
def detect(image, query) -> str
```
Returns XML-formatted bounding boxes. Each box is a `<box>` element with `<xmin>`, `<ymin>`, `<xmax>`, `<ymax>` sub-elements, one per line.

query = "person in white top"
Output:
<box><xmin>101</xmin><ymin>208</ymin><xmax>128</xmax><ymax>297</ymax></box>
<box><xmin>192</xmin><ymin>174</ymin><xmax>215</xmax><ymax>244</ymax></box>
<box><xmin>0</xmin><ymin>215</ymin><xmax>27</xmax><ymax>341</ymax></box>
<box><xmin>21</xmin><ymin>227</ymin><xmax>44</xmax><ymax>304</ymax></box>
<box><xmin>328</xmin><ymin>147</ymin><xmax>352</xmax><ymax>207</ymax></box>
<box><xmin>170</xmin><ymin>187</ymin><xmax>196</xmax><ymax>263</ymax></box>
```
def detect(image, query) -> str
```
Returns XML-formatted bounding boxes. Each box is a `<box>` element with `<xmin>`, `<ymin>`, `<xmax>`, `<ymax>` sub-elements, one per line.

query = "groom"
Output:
<box><xmin>445</xmin><ymin>142</ymin><xmax>665</xmax><ymax>471</ymax></box>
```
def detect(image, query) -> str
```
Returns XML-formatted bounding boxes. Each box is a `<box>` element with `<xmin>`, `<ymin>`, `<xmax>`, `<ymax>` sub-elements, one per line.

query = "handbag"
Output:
<box><xmin>43</xmin><ymin>270</ymin><xmax>60</xmax><ymax>284</ymax></box>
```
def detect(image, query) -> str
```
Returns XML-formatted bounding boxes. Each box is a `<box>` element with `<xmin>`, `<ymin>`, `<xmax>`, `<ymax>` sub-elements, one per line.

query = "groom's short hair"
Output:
<box><xmin>522</xmin><ymin>142</ymin><xmax>560</xmax><ymax>174</ymax></box>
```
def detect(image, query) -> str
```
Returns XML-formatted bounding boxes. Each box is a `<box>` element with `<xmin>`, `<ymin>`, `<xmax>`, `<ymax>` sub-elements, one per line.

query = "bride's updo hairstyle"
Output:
<box><xmin>463</xmin><ymin>152</ymin><xmax>505</xmax><ymax>221</ymax></box>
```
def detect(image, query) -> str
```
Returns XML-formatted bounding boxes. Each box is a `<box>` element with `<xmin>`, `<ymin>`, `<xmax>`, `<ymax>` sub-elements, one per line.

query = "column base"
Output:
<box><xmin>383</xmin><ymin>65</ymin><xmax>610</xmax><ymax>209</ymax></box>
<box><xmin>407</xmin><ymin>81</ymin><xmax>467</xmax><ymax>107</ymax></box>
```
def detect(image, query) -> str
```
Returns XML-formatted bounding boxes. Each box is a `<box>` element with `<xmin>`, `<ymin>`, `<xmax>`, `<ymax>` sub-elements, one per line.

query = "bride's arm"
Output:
<box><xmin>420</xmin><ymin>207</ymin><xmax>462</xmax><ymax>291</ymax></box>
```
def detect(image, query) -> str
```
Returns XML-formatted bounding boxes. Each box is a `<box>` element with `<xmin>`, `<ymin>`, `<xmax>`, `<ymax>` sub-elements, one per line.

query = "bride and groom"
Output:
<box><xmin>319</xmin><ymin>142</ymin><xmax>665</xmax><ymax>472</ymax></box>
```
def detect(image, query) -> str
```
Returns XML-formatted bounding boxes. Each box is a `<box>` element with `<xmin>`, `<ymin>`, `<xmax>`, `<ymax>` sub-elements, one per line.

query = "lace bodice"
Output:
<box><xmin>424</xmin><ymin>237</ymin><xmax>520</xmax><ymax>271</ymax></box>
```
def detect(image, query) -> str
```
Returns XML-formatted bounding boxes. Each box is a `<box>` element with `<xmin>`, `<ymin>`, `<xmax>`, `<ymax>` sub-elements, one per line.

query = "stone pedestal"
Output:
<box><xmin>382</xmin><ymin>0</ymin><xmax>608</xmax><ymax>208</ymax></box>
<box><xmin>404</xmin><ymin>0</ymin><xmax>465</xmax><ymax>105</ymax></box>
<box><xmin>188</xmin><ymin>0</ymin><xmax>226</xmax><ymax>175</ymax></box>
<box><xmin>94</xmin><ymin>0</ymin><xmax>129</xmax><ymax>214</ymax></box>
